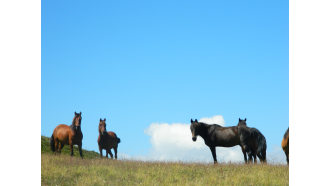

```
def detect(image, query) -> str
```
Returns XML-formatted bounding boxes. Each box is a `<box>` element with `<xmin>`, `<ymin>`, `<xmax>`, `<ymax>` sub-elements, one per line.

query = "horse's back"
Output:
<box><xmin>107</xmin><ymin>131</ymin><xmax>117</xmax><ymax>138</ymax></box>
<box><xmin>53</xmin><ymin>124</ymin><xmax>72</xmax><ymax>143</ymax></box>
<box><xmin>211</xmin><ymin>125</ymin><xmax>240</xmax><ymax>147</ymax></box>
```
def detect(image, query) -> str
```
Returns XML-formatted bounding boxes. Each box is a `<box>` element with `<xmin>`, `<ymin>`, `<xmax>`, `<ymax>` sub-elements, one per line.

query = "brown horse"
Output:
<box><xmin>190</xmin><ymin>119</ymin><xmax>248</xmax><ymax>164</ymax></box>
<box><xmin>50</xmin><ymin>112</ymin><xmax>83</xmax><ymax>158</ymax></box>
<box><xmin>281</xmin><ymin>128</ymin><xmax>289</xmax><ymax>164</ymax></box>
<box><xmin>98</xmin><ymin>118</ymin><xmax>121</xmax><ymax>159</ymax></box>
<box><xmin>237</xmin><ymin>118</ymin><xmax>267</xmax><ymax>164</ymax></box>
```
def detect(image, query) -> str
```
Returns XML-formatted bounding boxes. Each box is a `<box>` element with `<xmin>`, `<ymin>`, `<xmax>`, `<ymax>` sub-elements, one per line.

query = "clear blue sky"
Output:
<box><xmin>42</xmin><ymin>0</ymin><xmax>288</xmax><ymax>158</ymax></box>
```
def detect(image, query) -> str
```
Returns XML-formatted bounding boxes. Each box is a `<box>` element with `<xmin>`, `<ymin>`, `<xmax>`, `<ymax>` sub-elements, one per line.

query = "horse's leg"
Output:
<box><xmin>70</xmin><ymin>143</ymin><xmax>74</xmax><ymax>157</ymax></box>
<box><xmin>209</xmin><ymin>146</ymin><xmax>217</xmax><ymax>164</ymax></box>
<box><xmin>99</xmin><ymin>146</ymin><xmax>103</xmax><ymax>158</ymax></box>
<box><xmin>78</xmin><ymin>143</ymin><xmax>83</xmax><ymax>158</ymax></box>
<box><xmin>114</xmin><ymin>146</ymin><xmax>118</xmax><ymax>159</ymax></box>
<box><xmin>58</xmin><ymin>142</ymin><xmax>64</xmax><ymax>153</ymax></box>
<box><xmin>106</xmin><ymin>149</ymin><xmax>109</xmax><ymax>158</ymax></box>
<box><xmin>286</xmin><ymin>151</ymin><xmax>289</xmax><ymax>164</ymax></box>
<box><xmin>109</xmin><ymin>148</ymin><xmax>114</xmax><ymax>159</ymax></box>
<box><xmin>257</xmin><ymin>153</ymin><xmax>263</xmax><ymax>163</ymax></box>
<box><xmin>54</xmin><ymin>139</ymin><xmax>59</xmax><ymax>154</ymax></box>
<box><xmin>247</xmin><ymin>150</ymin><xmax>253</xmax><ymax>163</ymax></box>
<box><xmin>263</xmin><ymin>150</ymin><xmax>267</xmax><ymax>164</ymax></box>
<box><xmin>241</xmin><ymin>146</ymin><xmax>247</xmax><ymax>164</ymax></box>
<box><xmin>253</xmin><ymin>152</ymin><xmax>257</xmax><ymax>164</ymax></box>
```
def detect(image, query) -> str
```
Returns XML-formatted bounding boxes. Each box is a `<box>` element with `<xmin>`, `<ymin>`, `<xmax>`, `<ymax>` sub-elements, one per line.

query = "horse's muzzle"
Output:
<box><xmin>192</xmin><ymin>137</ymin><xmax>197</xmax><ymax>141</ymax></box>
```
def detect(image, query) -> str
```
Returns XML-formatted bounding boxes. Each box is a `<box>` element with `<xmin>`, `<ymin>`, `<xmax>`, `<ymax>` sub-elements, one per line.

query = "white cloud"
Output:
<box><xmin>199</xmin><ymin>115</ymin><xmax>225</xmax><ymax>125</ymax></box>
<box><xmin>143</xmin><ymin>115</ymin><xmax>245</xmax><ymax>163</ymax></box>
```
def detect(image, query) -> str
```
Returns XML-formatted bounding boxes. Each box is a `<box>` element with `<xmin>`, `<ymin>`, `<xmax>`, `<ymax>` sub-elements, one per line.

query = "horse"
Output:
<box><xmin>190</xmin><ymin>119</ymin><xmax>248</xmax><ymax>164</ymax></box>
<box><xmin>98</xmin><ymin>118</ymin><xmax>121</xmax><ymax>159</ymax></box>
<box><xmin>50</xmin><ymin>112</ymin><xmax>83</xmax><ymax>158</ymax></box>
<box><xmin>281</xmin><ymin>128</ymin><xmax>289</xmax><ymax>164</ymax></box>
<box><xmin>237</xmin><ymin>118</ymin><xmax>267</xmax><ymax>163</ymax></box>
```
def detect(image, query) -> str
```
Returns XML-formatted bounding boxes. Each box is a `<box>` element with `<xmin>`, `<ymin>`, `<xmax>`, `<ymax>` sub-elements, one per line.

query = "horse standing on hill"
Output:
<box><xmin>282</xmin><ymin>128</ymin><xmax>289</xmax><ymax>164</ymax></box>
<box><xmin>190</xmin><ymin>119</ymin><xmax>248</xmax><ymax>164</ymax></box>
<box><xmin>98</xmin><ymin>118</ymin><xmax>121</xmax><ymax>159</ymax></box>
<box><xmin>50</xmin><ymin>112</ymin><xmax>83</xmax><ymax>158</ymax></box>
<box><xmin>237</xmin><ymin>118</ymin><xmax>267</xmax><ymax>163</ymax></box>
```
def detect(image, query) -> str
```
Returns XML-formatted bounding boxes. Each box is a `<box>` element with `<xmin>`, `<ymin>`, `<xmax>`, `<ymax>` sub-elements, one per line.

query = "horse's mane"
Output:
<box><xmin>71</xmin><ymin>115</ymin><xmax>78</xmax><ymax>126</ymax></box>
<box><xmin>197</xmin><ymin>122</ymin><xmax>223</xmax><ymax>128</ymax></box>
<box><xmin>70</xmin><ymin>115</ymin><xmax>81</xmax><ymax>131</ymax></box>
<box><xmin>283</xmin><ymin>128</ymin><xmax>289</xmax><ymax>139</ymax></box>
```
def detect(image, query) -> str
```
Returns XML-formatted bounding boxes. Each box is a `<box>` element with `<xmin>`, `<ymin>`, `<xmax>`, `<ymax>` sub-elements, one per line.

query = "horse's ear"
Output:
<box><xmin>75</xmin><ymin>111</ymin><xmax>77</xmax><ymax>115</ymax></box>
<box><xmin>244</xmin><ymin>118</ymin><xmax>246</xmax><ymax>121</ymax></box>
<box><xmin>191</xmin><ymin>119</ymin><xmax>193</xmax><ymax>123</ymax></box>
<box><xmin>195</xmin><ymin>119</ymin><xmax>198</xmax><ymax>122</ymax></box>
<box><xmin>80</xmin><ymin>112</ymin><xmax>82</xmax><ymax>115</ymax></box>
<box><xmin>100</xmin><ymin>118</ymin><xmax>102</xmax><ymax>121</ymax></box>
<box><xmin>239</xmin><ymin>118</ymin><xmax>241</xmax><ymax>121</ymax></box>
<box><xmin>104</xmin><ymin>118</ymin><xmax>106</xmax><ymax>121</ymax></box>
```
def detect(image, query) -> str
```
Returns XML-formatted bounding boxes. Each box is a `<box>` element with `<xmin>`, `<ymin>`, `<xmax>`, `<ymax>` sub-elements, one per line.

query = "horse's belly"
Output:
<box><xmin>217</xmin><ymin>143</ymin><xmax>239</xmax><ymax>147</ymax></box>
<box><xmin>214</xmin><ymin>137</ymin><xmax>240</xmax><ymax>147</ymax></box>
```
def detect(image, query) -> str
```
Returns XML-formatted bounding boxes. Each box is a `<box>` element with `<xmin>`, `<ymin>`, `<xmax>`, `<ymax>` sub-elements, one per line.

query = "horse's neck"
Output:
<box><xmin>70</xmin><ymin>124</ymin><xmax>81</xmax><ymax>134</ymax></box>
<box><xmin>197</xmin><ymin>123</ymin><xmax>210</xmax><ymax>140</ymax></box>
<box><xmin>99</xmin><ymin>130</ymin><xmax>108</xmax><ymax>137</ymax></box>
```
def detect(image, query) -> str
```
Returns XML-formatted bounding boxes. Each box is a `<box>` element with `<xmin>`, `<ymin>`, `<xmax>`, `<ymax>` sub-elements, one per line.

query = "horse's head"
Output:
<box><xmin>99</xmin><ymin>118</ymin><xmax>107</xmax><ymax>135</ymax></box>
<box><xmin>237</xmin><ymin>118</ymin><xmax>247</xmax><ymax>127</ymax></box>
<box><xmin>190</xmin><ymin>119</ymin><xmax>199</xmax><ymax>142</ymax></box>
<box><xmin>72</xmin><ymin>112</ymin><xmax>82</xmax><ymax>130</ymax></box>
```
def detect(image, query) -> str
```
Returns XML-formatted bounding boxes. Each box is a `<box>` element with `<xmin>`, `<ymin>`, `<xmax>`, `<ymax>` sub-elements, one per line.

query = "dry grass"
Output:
<box><xmin>42</xmin><ymin>154</ymin><xmax>288</xmax><ymax>186</ymax></box>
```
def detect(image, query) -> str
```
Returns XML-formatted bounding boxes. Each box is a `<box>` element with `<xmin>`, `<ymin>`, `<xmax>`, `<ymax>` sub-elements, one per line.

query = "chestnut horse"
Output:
<box><xmin>50</xmin><ymin>112</ymin><xmax>83</xmax><ymax>158</ymax></box>
<box><xmin>98</xmin><ymin>118</ymin><xmax>121</xmax><ymax>159</ymax></box>
<box><xmin>281</xmin><ymin>128</ymin><xmax>289</xmax><ymax>164</ymax></box>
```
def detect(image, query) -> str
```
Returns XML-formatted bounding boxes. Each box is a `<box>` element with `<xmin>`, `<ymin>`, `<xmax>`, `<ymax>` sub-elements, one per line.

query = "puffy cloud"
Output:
<box><xmin>144</xmin><ymin>115</ymin><xmax>245</xmax><ymax>163</ymax></box>
<box><xmin>199</xmin><ymin>115</ymin><xmax>225</xmax><ymax>126</ymax></box>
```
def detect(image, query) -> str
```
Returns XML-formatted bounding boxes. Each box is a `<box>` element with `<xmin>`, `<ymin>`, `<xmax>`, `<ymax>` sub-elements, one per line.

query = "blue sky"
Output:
<box><xmin>42</xmin><ymin>0</ymin><xmax>288</xmax><ymax>162</ymax></box>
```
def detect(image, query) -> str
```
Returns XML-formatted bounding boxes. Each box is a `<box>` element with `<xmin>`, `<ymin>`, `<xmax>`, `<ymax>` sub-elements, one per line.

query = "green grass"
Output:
<box><xmin>41</xmin><ymin>136</ymin><xmax>99</xmax><ymax>159</ymax></box>
<box><xmin>42</xmin><ymin>136</ymin><xmax>288</xmax><ymax>185</ymax></box>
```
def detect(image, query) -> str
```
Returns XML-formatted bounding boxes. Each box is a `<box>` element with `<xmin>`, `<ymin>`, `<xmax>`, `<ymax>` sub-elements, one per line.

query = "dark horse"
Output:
<box><xmin>281</xmin><ymin>128</ymin><xmax>289</xmax><ymax>164</ymax></box>
<box><xmin>50</xmin><ymin>112</ymin><xmax>83</xmax><ymax>158</ymax></box>
<box><xmin>190</xmin><ymin>119</ymin><xmax>248</xmax><ymax>164</ymax></box>
<box><xmin>237</xmin><ymin>118</ymin><xmax>267</xmax><ymax>163</ymax></box>
<box><xmin>98</xmin><ymin>118</ymin><xmax>121</xmax><ymax>159</ymax></box>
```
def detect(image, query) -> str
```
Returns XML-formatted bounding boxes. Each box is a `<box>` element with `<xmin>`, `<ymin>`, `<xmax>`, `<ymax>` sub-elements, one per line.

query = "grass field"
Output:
<box><xmin>41</xmin><ymin>136</ymin><xmax>289</xmax><ymax>185</ymax></box>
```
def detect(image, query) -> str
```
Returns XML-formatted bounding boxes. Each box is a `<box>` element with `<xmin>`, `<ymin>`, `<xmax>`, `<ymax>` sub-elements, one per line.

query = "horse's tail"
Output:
<box><xmin>257</xmin><ymin>133</ymin><xmax>267</xmax><ymax>162</ymax></box>
<box><xmin>50</xmin><ymin>134</ymin><xmax>55</xmax><ymax>152</ymax></box>
<box><xmin>117</xmin><ymin>137</ymin><xmax>121</xmax><ymax>144</ymax></box>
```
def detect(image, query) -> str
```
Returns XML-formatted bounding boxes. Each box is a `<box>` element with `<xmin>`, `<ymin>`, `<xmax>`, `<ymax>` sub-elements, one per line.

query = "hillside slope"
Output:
<box><xmin>41</xmin><ymin>136</ymin><xmax>99</xmax><ymax>159</ymax></box>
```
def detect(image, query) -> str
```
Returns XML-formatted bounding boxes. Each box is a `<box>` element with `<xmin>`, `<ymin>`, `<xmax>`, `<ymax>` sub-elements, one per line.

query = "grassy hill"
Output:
<box><xmin>41</xmin><ymin>136</ymin><xmax>289</xmax><ymax>185</ymax></box>
<box><xmin>41</xmin><ymin>136</ymin><xmax>99</xmax><ymax>159</ymax></box>
<box><xmin>42</xmin><ymin>154</ymin><xmax>288</xmax><ymax>185</ymax></box>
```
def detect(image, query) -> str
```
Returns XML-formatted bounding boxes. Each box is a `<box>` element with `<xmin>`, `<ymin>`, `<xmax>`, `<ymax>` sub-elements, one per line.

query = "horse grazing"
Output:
<box><xmin>190</xmin><ymin>119</ymin><xmax>248</xmax><ymax>164</ymax></box>
<box><xmin>98</xmin><ymin>118</ymin><xmax>121</xmax><ymax>159</ymax></box>
<box><xmin>281</xmin><ymin>128</ymin><xmax>289</xmax><ymax>164</ymax></box>
<box><xmin>237</xmin><ymin>118</ymin><xmax>267</xmax><ymax>163</ymax></box>
<box><xmin>50</xmin><ymin>112</ymin><xmax>83</xmax><ymax>158</ymax></box>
